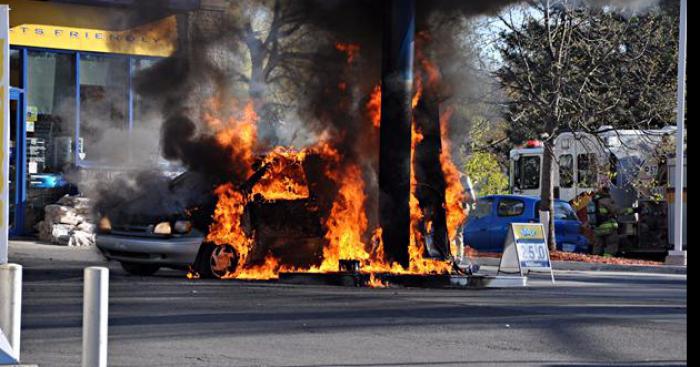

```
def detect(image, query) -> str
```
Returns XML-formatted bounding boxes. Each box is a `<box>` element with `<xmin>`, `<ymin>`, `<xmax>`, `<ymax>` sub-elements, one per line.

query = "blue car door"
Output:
<box><xmin>463</xmin><ymin>198</ymin><xmax>495</xmax><ymax>251</ymax></box>
<box><xmin>489</xmin><ymin>197</ymin><xmax>528</xmax><ymax>250</ymax></box>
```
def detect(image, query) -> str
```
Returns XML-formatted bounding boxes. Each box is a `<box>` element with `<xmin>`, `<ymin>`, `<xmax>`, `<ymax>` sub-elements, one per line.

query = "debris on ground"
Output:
<box><xmin>466</xmin><ymin>247</ymin><xmax>663</xmax><ymax>266</ymax></box>
<box><xmin>548</xmin><ymin>251</ymin><xmax>662</xmax><ymax>266</ymax></box>
<box><xmin>35</xmin><ymin>195</ymin><xmax>96</xmax><ymax>247</ymax></box>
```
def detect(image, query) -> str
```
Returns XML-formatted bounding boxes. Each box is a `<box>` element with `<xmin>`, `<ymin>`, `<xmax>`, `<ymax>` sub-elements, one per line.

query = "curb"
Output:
<box><xmin>474</xmin><ymin>256</ymin><xmax>687</xmax><ymax>275</ymax></box>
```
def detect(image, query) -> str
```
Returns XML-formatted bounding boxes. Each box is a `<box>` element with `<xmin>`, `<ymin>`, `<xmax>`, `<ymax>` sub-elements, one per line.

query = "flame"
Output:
<box><xmin>203</xmin><ymin>99</ymin><xmax>260</xmax><ymax>177</ymax></box>
<box><xmin>416</xmin><ymin>32</ymin><xmax>441</xmax><ymax>88</ymax></box>
<box><xmin>368</xmin><ymin>274</ymin><xmax>387</xmax><ymax>288</ymax></box>
<box><xmin>234</xmin><ymin>256</ymin><xmax>280</xmax><ymax>280</ymax></box>
<box><xmin>319</xmin><ymin>163</ymin><xmax>371</xmax><ymax>272</ymax></box>
<box><xmin>195</xmin><ymin>39</ymin><xmax>467</xmax><ymax>283</ymax></box>
<box><xmin>367</xmin><ymin>84</ymin><xmax>382</xmax><ymax>128</ymax></box>
<box><xmin>335</xmin><ymin>42</ymin><xmax>361</xmax><ymax>64</ymax></box>
<box><xmin>403</xmin><ymin>37</ymin><xmax>461</xmax><ymax>275</ymax></box>
<box><xmin>412</xmin><ymin>78</ymin><xmax>423</xmax><ymax>109</ymax></box>
<box><xmin>252</xmin><ymin>148</ymin><xmax>310</xmax><ymax>201</ymax></box>
<box><xmin>408</xmin><ymin>121</ymin><xmax>453</xmax><ymax>275</ymax></box>
<box><xmin>206</xmin><ymin>183</ymin><xmax>253</xmax><ymax>278</ymax></box>
<box><xmin>438</xmin><ymin>107</ymin><xmax>468</xmax><ymax>246</ymax></box>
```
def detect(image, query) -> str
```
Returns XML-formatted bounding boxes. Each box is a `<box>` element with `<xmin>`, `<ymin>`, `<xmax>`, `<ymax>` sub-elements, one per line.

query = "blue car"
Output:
<box><xmin>463</xmin><ymin>195</ymin><xmax>589</xmax><ymax>253</ymax></box>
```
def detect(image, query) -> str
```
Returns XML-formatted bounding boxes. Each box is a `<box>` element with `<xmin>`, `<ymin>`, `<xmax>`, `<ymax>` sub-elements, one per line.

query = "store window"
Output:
<box><xmin>79</xmin><ymin>54</ymin><xmax>129</xmax><ymax>164</ymax></box>
<box><xmin>559</xmin><ymin>154</ymin><xmax>574</xmax><ymax>188</ymax></box>
<box><xmin>27</xmin><ymin>51</ymin><xmax>77</xmax><ymax>173</ymax></box>
<box><xmin>132</xmin><ymin>57</ymin><xmax>160</xmax><ymax>126</ymax></box>
<box><xmin>130</xmin><ymin>57</ymin><xmax>167</xmax><ymax>165</ymax></box>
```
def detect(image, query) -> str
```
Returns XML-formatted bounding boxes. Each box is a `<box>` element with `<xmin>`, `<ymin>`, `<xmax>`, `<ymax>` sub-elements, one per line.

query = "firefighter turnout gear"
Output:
<box><xmin>592</xmin><ymin>190</ymin><xmax>620</xmax><ymax>256</ymax></box>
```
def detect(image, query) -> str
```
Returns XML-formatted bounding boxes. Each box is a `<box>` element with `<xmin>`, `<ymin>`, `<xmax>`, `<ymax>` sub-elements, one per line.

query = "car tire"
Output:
<box><xmin>120</xmin><ymin>262</ymin><xmax>160</xmax><ymax>276</ymax></box>
<box><xmin>196</xmin><ymin>242</ymin><xmax>239</xmax><ymax>279</ymax></box>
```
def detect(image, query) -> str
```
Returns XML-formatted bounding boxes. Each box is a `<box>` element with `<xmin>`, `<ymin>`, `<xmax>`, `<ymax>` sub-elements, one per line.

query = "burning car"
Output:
<box><xmin>96</xmin><ymin>150</ymin><xmax>336</xmax><ymax>279</ymax></box>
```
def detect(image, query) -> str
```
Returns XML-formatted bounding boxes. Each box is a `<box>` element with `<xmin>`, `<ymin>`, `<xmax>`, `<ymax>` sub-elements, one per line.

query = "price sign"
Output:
<box><xmin>498</xmin><ymin>223</ymin><xmax>555</xmax><ymax>283</ymax></box>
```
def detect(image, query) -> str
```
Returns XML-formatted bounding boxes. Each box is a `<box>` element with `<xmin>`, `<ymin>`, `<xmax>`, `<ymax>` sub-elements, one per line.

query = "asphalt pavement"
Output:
<box><xmin>8</xmin><ymin>241</ymin><xmax>687</xmax><ymax>367</ymax></box>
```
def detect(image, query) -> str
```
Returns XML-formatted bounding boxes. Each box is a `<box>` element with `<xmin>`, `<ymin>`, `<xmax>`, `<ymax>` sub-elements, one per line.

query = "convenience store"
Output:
<box><xmin>6</xmin><ymin>0</ymin><xmax>185</xmax><ymax>235</ymax></box>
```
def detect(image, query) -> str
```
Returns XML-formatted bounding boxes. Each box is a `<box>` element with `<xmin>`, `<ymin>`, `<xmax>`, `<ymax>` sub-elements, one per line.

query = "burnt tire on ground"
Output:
<box><xmin>120</xmin><ymin>262</ymin><xmax>161</xmax><ymax>276</ymax></box>
<box><xmin>196</xmin><ymin>242</ymin><xmax>239</xmax><ymax>279</ymax></box>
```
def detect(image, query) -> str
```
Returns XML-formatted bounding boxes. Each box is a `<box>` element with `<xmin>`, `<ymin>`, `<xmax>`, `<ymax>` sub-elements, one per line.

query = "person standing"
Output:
<box><xmin>592</xmin><ymin>186</ymin><xmax>620</xmax><ymax>257</ymax></box>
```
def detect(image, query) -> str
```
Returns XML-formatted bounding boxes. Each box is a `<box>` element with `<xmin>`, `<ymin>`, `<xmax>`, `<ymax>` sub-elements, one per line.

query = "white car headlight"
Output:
<box><xmin>153</xmin><ymin>222</ymin><xmax>172</xmax><ymax>235</ymax></box>
<box><xmin>173</xmin><ymin>220</ymin><xmax>192</xmax><ymax>234</ymax></box>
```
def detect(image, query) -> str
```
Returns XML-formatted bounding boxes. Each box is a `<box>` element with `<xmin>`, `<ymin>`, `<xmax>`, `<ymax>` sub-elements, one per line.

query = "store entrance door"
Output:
<box><xmin>9</xmin><ymin>88</ymin><xmax>26</xmax><ymax>237</ymax></box>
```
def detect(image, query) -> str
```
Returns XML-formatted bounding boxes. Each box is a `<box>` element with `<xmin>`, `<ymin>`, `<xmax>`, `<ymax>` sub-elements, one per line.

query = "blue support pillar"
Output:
<box><xmin>379</xmin><ymin>0</ymin><xmax>415</xmax><ymax>268</ymax></box>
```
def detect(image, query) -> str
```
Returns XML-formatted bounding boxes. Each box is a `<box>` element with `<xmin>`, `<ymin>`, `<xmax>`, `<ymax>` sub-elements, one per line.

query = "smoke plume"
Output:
<box><xmin>86</xmin><ymin>0</ymin><xmax>670</xmax><ymax>223</ymax></box>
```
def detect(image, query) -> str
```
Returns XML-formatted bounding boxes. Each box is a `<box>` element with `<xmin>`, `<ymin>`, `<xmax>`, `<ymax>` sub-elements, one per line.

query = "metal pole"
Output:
<box><xmin>379</xmin><ymin>0</ymin><xmax>416</xmax><ymax>267</ymax></box>
<box><xmin>82</xmin><ymin>267</ymin><xmax>109</xmax><ymax>367</ymax></box>
<box><xmin>0</xmin><ymin>264</ymin><xmax>22</xmax><ymax>361</ymax></box>
<box><xmin>0</xmin><ymin>4</ymin><xmax>10</xmax><ymax>265</ymax></box>
<box><xmin>672</xmin><ymin>0</ymin><xmax>686</xmax><ymax>255</ymax></box>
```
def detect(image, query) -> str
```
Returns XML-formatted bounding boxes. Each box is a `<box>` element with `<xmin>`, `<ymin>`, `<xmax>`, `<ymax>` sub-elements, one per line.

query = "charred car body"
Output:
<box><xmin>96</xmin><ymin>152</ymin><xmax>336</xmax><ymax>278</ymax></box>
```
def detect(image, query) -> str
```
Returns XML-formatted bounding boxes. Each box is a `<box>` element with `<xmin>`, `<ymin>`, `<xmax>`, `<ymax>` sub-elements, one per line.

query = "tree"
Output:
<box><xmin>494</xmin><ymin>0</ymin><xmax>679</xmax><ymax>249</ymax></box>
<box><xmin>463</xmin><ymin>152</ymin><xmax>510</xmax><ymax>196</ymax></box>
<box><xmin>223</xmin><ymin>1</ymin><xmax>319</xmax><ymax>125</ymax></box>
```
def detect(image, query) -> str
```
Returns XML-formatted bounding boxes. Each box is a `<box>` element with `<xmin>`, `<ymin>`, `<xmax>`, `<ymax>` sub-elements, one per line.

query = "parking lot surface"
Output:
<box><xmin>11</xmin><ymin>241</ymin><xmax>687</xmax><ymax>367</ymax></box>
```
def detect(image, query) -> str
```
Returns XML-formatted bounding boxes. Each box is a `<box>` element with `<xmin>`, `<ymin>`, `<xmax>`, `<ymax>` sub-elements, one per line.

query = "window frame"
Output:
<box><xmin>577</xmin><ymin>153</ymin><xmax>599</xmax><ymax>188</ymax></box>
<box><xmin>519</xmin><ymin>155</ymin><xmax>541</xmax><ymax>190</ymax></box>
<box><xmin>559</xmin><ymin>154</ymin><xmax>574</xmax><ymax>189</ymax></box>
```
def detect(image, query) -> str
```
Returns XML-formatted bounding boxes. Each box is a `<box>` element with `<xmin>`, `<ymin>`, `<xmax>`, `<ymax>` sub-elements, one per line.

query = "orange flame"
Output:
<box><xmin>252</xmin><ymin>148</ymin><xmax>310</xmax><ymax>201</ymax></box>
<box><xmin>439</xmin><ymin>107</ymin><xmax>468</xmax><ymax>246</ymax></box>
<box><xmin>368</xmin><ymin>274</ymin><xmax>387</xmax><ymax>288</ymax></box>
<box><xmin>412</xmin><ymin>78</ymin><xmax>423</xmax><ymax>109</ymax></box>
<box><xmin>335</xmin><ymin>42</ymin><xmax>361</xmax><ymax>64</ymax></box>
<box><xmin>408</xmin><ymin>121</ymin><xmax>453</xmax><ymax>275</ymax></box>
<box><xmin>367</xmin><ymin>84</ymin><xmax>382</xmax><ymax>128</ymax></box>
<box><xmin>203</xmin><ymin>99</ymin><xmax>260</xmax><ymax>177</ymax></box>
<box><xmin>207</xmin><ymin>183</ymin><xmax>253</xmax><ymax>277</ymax></box>
<box><xmin>196</xmin><ymin>39</ymin><xmax>467</xmax><ymax>283</ymax></box>
<box><xmin>319</xmin><ymin>163</ymin><xmax>370</xmax><ymax>272</ymax></box>
<box><xmin>404</xmin><ymin>37</ymin><xmax>462</xmax><ymax>275</ymax></box>
<box><xmin>416</xmin><ymin>32</ymin><xmax>441</xmax><ymax>88</ymax></box>
<box><xmin>234</xmin><ymin>256</ymin><xmax>280</xmax><ymax>280</ymax></box>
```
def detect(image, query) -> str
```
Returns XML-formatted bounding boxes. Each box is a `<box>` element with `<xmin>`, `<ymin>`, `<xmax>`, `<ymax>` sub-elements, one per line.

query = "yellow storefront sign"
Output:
<box><xmin>7</xmin><ymin>0</ymin><xmax>177</xmax><ymax>57</ymax></box>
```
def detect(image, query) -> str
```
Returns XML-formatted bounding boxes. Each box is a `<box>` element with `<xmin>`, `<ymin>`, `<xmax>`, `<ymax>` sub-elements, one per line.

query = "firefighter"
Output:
<box><xmin>592</xmin><ymin>186</ymin><xmax>620</xmax><ymax>257</ymax></box>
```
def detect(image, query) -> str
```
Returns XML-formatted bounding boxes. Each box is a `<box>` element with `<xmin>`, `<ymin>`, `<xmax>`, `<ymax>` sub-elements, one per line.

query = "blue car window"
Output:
<box><xmin>497</xmin><ymin>199</ymin><xmax>525</xmax><ymax>217</ymax></box>
<box><xmin>553</xmin><ymin>201</ymin><xmax>578</xmax><ymax>220</ymax></box>
<box><xmin>536</xmin><ymin>201</ymin><xmax>580</xmax><ymax>221</ymax></box>
<box><xmin>473</xmin><ymin>199</ymin><xmax>493</xmax><ymax>219</ymax></box>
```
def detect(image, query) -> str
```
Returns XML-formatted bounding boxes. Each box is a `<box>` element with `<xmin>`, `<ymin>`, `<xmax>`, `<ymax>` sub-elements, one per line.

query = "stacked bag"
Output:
<box><xmin>35</xmin><ymin>195</ymin><xmax>96</xmax><ymax>247</ymax></box>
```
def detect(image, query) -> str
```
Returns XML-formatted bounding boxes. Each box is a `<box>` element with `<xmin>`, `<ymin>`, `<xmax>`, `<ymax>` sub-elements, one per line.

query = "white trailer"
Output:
<box><xmin>508</xmin><ymin>127</ymin><xmax>681</xmax><ymax>253</ymax></box>
<box><xmin>510</xmin><ymin>128</ymin><xmax>676</xmax><ymax>202</ymax></box>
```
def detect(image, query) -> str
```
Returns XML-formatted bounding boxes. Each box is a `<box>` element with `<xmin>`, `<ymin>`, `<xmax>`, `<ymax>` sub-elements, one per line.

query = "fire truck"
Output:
<box><xmin>508</xmin><ymin>126</ymin><xmax>681</xmax><ymax>255</ymax></box>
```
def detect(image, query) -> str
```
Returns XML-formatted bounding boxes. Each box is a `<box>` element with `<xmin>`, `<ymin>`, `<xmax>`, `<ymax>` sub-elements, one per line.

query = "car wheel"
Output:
<box><xmin>196</xmin><ymin>242</ymin><xmax>239</xmax><ymax>279</ymax></box>
<box><xmin>120</xmin><ymin>262</ymin><xmax>160</xmax><ymax>276</ymax></box>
